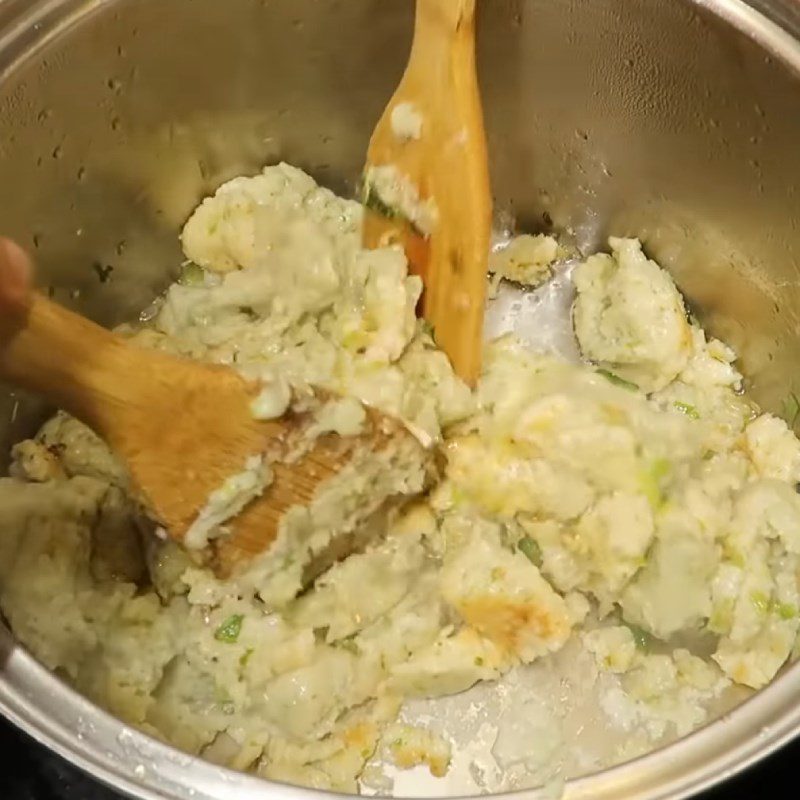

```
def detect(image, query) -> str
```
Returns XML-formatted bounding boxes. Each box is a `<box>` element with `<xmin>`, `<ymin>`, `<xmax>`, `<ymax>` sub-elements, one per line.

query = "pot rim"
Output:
<box><xmin>4</xmin><ymin>621</ymin><xmax>800</xmax><ymax>800</ymax></box>
<box><xmin>2</xmin><ymin>1</ymin><xmax>800</xmax><ymax>799</ymax></box>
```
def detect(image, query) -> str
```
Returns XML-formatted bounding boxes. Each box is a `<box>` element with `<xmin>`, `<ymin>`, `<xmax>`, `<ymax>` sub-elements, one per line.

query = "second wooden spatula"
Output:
<box><xmin>363</xmin><ymin>0</ymin><xmax>492</xmax><ymax>386</ymax></box>
<box><xmin>0</xmin><ymin>0</ymin><xmax>492</xmax><ymax>575</ymax></box>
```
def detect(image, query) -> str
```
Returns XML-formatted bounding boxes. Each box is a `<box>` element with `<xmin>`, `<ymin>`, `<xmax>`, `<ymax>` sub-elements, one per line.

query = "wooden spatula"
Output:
<box><xmin>0</xmin><ymin>240</ymin><xmax>424</xmax><ymax>577</ymax></box>
<box><xmin>363</xmin><ymin>0</ymin><xmax>492</xmax><ymax>386</ymax></box>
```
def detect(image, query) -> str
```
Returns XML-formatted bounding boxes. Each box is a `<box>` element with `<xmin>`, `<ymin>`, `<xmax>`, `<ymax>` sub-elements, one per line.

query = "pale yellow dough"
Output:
<box><xmin>2</xmin><ymin>164</ymin><xmax>800</xmax><ymax>794</ymax></box>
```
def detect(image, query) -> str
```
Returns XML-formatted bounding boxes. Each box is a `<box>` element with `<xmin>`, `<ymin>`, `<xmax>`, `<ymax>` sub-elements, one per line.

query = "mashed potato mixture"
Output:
<box><xmin>2</xmin><ymin>163</ymin><xmax>800</xmax><ymax>793</ymax></box>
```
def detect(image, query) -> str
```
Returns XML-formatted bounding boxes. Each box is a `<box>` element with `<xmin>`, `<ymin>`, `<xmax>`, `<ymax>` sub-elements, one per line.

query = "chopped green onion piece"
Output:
<box><xmin>783</xmin><ymin>391</ymin><xmax>800</xmax><ymax>429</ymax></box>
<box><xmin>708</xmin><ymin>601</ymin><xmax>734</xmax><ymax>634</ymax></box>
<box><xmin>651</xmin><ymin>458</ymin><xmax>670</xmax><ymax>482</ymax></box>
<box><xmin>361</xmin><ymin>175</ymin><xmax>428</xmax><ymax>237</ymax></box>
<box><xmin>362</xmin><ymin>180</ymin><xmax>401</xmax><ymax>221</ymax></box>
<box><xmin>722</xmin><ymin>541</ymin><xmax>745</xmax><ymax>568</ymax></box>
<box><xmin>474</xmin><ymin>656</ymin><xmax>485</xmax><ymax>666</ymax></box>
<box><xmin>214</xmin><ymin>614</ymin><xmax>244</xmax><ymax>644</ymax></box>
<box><xmin>750</xmin><ymin>591</ymin><xmax>770</xmax><ymax>614</ymax></box>
<box><xmin>597</xmin><ymin>369</ymin><xmax>639</xmax><ymax>391</ymax></box>
<box><xmin>179</xmin><ymin>262</ymin><xmax>206</xmax><ymax>286</ymax></box>
<box><xmin>777</xmin><ymin>603</ymin><xmax>797</xmax><ymax>620</ymax></box>
<box><xmin>628</xmin><ymin>624</ymin><xmax>652</xmax><ymax>651</ymax></box>
<box><xmin>640</xmin><ymin>458</ymin><xmax>671</xmax><ymax>508</ymax></box>
<box><xmin>239</xmin><ymin>648</ymin><xmax>254</xmax><ymax>667</ymax></box>
<box><xmin>673</xmin><ymin>401</ymin><xmax>700</xmax><ymax>420</ymax></box>
<box><xmin>517</xmin><ymin>535</ymin><xmax>542</xmax><ymax>566</ymax></box>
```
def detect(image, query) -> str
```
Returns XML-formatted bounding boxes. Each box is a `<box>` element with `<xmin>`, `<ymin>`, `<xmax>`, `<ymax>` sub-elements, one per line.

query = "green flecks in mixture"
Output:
<box><xmin>708</xmin><ymin>600</ymin><xmax>734</xmax><ymax>634</ymax></box>
<box><xmin>420</xmin><ymin>319</ymin><xmax>436</xmax><ymax>341</ymax></box>
<box><xmin>673</xmin><ymin>401</ymin><xmax>700</xmax><ymax>420</ymax></box>
<box><xmin>639</xmin><ymin>458</ymin><xmax>671</xmax><ymax>509</ymax></box>
<box><xmin>750</xmin><ymin>591</ymin><xmax>770</xmax><ymax>615</ymax></box>
<box><xmin>628</xmin><ymin>624</ymin><xmax>653</xmax><ymax>651</ymax></box>
<box><xmin>179</xmin><ymin>261</ymin><xmax>206</xmax><ymax>286</ymax></box>
<box><xmin>517</xmin><ymin>536</ymin><xmax>542</xmax><ymax>567</ymax></box>
<box><xmin>214</xmin><ymin>614</ymin><xmax>244</xmax><ymax>644</ymax></box>
<box><xmin>782</xmin><ymin>391</ymin><xmax>800</xmax><ymax>430</ymax></box>
<box><xmin>722</xmin><ymin>540</ymin><xmax>746</xmax><ymax>569</ymax></box>
<box><xmin>361</xmin><ymin>173</ymin><xmax>429</xmax><ymax>237</ymax></box>
<box><xmin>650</xmin><ymin>457</ymin><xmax>670</xmax><ymax>483</ymax></box>
<box><xmin>597</xmin><ymin>369</ymin><xmax>639</xmax><ymax>392</ymax></box>
<box><xmin>362</xmin><ymin>180</ymin><xmax>402</xmax><ymax>221</ymax></box>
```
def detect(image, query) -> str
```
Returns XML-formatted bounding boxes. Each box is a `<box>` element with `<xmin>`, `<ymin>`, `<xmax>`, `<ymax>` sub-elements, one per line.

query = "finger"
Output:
<box><xmin>0</xmin><ymin>237</ymin><xmax>33</xmax><ymax>315</ymax></box>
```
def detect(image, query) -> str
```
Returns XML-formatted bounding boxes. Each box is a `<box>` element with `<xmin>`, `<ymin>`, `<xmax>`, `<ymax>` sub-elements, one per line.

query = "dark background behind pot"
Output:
<box><xmin>0</xmin><ymin>717</ymin><xmax>796</xmax><ymax>799</ymax></box>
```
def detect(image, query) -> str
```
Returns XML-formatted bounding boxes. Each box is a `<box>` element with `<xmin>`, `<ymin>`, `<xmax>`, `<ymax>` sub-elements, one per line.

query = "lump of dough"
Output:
<box><xmin>489</xmin><ymin>234</ymin><xmax>560</xmax><ymax>288</ymax></box>
<box><xmin>573</xmin><ymin>237</ymin><xmax>692</xmax><ymax>393</ymax></box>
<box><xmin>440</xmin><ymin>520</ymin><xmax>573</xmax><ymax>662</ymax></box>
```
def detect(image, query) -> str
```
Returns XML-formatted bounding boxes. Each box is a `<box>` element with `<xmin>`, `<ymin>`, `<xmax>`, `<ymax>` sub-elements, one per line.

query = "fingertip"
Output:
<box><xmin>0</xmin><ymin>236</ymin><xmax>33</xmax><ymax>311</ymax></box>
<box><xmin>0</xmin><ymin>236</ymin><xmax>33</xmax><ymax>274</ymax></box>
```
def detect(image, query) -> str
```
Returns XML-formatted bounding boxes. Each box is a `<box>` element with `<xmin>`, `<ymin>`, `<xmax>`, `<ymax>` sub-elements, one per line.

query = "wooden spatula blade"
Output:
<box><xmin>363</xmin><ymin>0</ymin><xmax>492</xmax><ymax>386</ymax></box>
<box><xmin>209</xmin><ymin>405</ymin><xmax>424</xmax><ymax>576</ymax></box>
<box><xmin>0</xmin><ymin>281</ymin><xmax>427</xmax><ymax>578</ymax></box>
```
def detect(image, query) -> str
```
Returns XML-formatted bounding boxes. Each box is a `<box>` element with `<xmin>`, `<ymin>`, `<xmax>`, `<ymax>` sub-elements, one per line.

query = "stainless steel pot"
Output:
<box><xmin>2</xmin><ymin>0</ymin><xmax>800</xmax><ymax>797</ymax></box>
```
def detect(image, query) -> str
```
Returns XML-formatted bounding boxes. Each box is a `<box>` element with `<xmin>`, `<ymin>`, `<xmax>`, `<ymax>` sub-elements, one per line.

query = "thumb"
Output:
<box><xmin>0</xmin><ymin>237</ymin><xmax>33</xmax><ymax>317</ymax></box>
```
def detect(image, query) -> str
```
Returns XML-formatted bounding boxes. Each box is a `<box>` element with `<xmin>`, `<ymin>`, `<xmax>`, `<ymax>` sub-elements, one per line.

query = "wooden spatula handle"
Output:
<box><xmin>414</xmin><ymin>0</ymin><xmax>477</xmax><ymax>56</ymax></box>
<box><xmin>0</xmin><ymin>292</ymin><xmax>134</xmax><ymax>431</ymax></box>
<box><xmin>417</xmin><ymin>0</ymin><xmax>475</xmax><ymax>28</ymax></box>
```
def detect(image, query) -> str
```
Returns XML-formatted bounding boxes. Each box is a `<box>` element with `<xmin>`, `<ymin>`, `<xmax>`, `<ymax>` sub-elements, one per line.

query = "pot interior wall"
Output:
<box><xmin>0</xmin><ymin>0</ymin><xmax>798</xmax><ymax>462</ymax></box>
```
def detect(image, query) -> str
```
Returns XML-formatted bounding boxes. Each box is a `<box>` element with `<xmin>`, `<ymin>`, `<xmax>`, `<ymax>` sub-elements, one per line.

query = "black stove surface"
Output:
<box><xmin>1</xmin><ymin>715</ymin><xmax>797</xmax><ymax>799</ymax></box>
<box><xmin>2</xmin><ymin>717</ymin><xmax>115</xmax><ymax>800</ymax></box>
